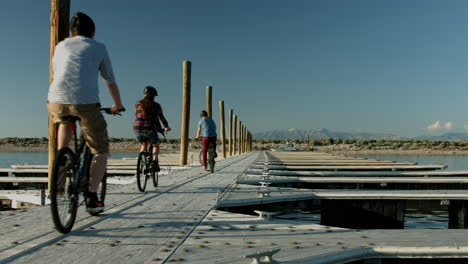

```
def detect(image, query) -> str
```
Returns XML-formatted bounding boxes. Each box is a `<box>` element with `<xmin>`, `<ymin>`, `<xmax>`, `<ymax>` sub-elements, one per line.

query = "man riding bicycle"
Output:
<box><xmin>196</xmin><ymin>110</ymin><xmax>217</xmax><ymax>170</ymax></box>
<box><xmin>133</xmin><ymin>86</ymin><xmax>171</xmax><ymax>172</ymax></box>
<box><xmin>47</xmin><ymin>12</ymin><xmax>124</xmax><ymax>214</ymax></box>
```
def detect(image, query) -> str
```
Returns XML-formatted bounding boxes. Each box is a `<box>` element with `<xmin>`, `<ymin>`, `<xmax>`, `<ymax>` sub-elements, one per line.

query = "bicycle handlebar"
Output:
<box><xmin>100</xmin><ymin>108</ymin><xmax>126</xmax><ymax>115</ymax></box>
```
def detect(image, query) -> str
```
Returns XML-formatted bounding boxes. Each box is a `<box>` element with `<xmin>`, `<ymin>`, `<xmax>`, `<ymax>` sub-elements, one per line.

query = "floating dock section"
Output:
<box><xmin>1</xmin><ymin>152</ymin><xmax>468</xmax><ymax>263</ymax></box>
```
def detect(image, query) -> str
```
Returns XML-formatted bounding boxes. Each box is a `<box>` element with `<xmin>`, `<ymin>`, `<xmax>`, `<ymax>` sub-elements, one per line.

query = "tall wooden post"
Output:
<box><xmin>48</xmin><ymin>0</ymin><xmax>70</xmax><ymax>190</ymax></box>
<box><xmin>233</xmin><ymin>116</ymin><xmax>238</xmax><ymax>155</ymax></box>
<box><xmin>247</xmin><ymin>132</ymin><xmax>250</xmax><ymax>152</ymax></box>
<box><xmin>239</xmin><ymin>122</ymin><xmax>243</xmax><ymax>154</ymax></box>
<box><xmin>240</xmin><ymin>126</ymin><xmax>243</xmax><ymax>154</ymax></box>
<box><xmin>219</xmin><ymin>101</ymin><xmax>226</xmax><ymax>158</ymax></box>
<box><xmin>247</xmin><ymin>131</ymin><xmax>250</xmax><ymax>152</ymax></box>
<box><xmin>243</xmin><ymin>127</ymin><xmax>247</xmax><ymax>153</ymax></box>
<box><xmin>251</xmin><ymin>132</ymin><xmax>253</xmax><ymax>152</ymax></box>
<box><xmin>228</xmin><ymin>109</ymin><xmax>233</xmax><ymax>156</ymax></box>
<box><xmin>250</xmin><ymin>132</ymin><xmax>253</xmax><ymax>152</ymax></box>
<box><xmin>206</xmin><ymin>86</ymin><xmax>212</xmax><ymax>117</ymax></box>
<box><xmin>180</xmin><ymin>61</ymin><xmax>191</xmax><ymax>166</ymax></box>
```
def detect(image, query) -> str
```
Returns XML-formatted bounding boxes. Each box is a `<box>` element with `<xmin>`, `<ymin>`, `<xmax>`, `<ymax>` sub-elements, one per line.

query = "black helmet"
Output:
<box><xmin>144</xmin><ymin>86</ymin><xmax>158</xmax><ymax>97</ymax></box>
<box><xmin>70</xmin><ymin>12</ymin><xmax>95</xmax><ymax>38</ymax></box>
<box><xmin>200</xmin><ymin>110</ymin><xmax>208</xmax><ymax>117</ymax></box>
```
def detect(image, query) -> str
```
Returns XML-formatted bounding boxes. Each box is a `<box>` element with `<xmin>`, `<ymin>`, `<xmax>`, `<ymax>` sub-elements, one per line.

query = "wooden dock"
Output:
<box><xmin>1</xmin><ymin>152</ymin><xmax>468</xmax><ymax>263</ymax></box>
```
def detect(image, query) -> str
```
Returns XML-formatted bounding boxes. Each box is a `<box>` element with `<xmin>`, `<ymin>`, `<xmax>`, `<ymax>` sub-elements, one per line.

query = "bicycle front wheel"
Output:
<box><xmin>136</xmin><ymin>152</ymin><xmax>148</xmax><ymax>192</ymax></box>
<box><xmin>50</xmin><ymin>147</ymin><xmax>79</xmax><ymax>234</ymax></box>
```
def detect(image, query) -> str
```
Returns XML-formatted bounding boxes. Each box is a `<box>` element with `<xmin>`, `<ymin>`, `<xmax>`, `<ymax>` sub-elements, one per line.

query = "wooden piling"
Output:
<box><xmin>180</xmin><ymin>61</ymin><xmax>191</xmax><ymax>166</ymax></box>
<box><xmin>229</xmin><ymin>109</ymin><xmax>233</xmax><ymax>156</ymax></box>
<box><xmin>245</xmin><ymin>130</ymin><xmax>248</xmax><ymax>152</ymax></box>
<box><xmin>206</xmin><ymin>86</ymin><xmax>212</xmax><ymax>118</ymax></box>
<box><xmin>233</xmin><ymin>115</ymin><xmax>237</xmax><ymax>155</ymax></box>
<box><xmin>238</xmin><ymin>122</ymin><xmax>243</xmax><ymax>154</ymax></box>
<box><xmin>219</xmin><ymin>101</ymin><xmax>226</xmax><ymax>158</ymax></box>
<box><xmin>241</xmin><ymin>126</ymin><xmax>244</xmax><ymax>153</ymax></box>
<box><xmin>48</xmin><ymin>0</ymin><xmax>70</xmax><ymax>190</ymax></box>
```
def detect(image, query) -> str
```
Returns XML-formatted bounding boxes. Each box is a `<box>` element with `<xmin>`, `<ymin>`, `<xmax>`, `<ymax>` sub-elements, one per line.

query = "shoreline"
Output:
<box><xmin>2</xmin><ymin>143</ymin><xmax>468</xmax><ymax>155</ymax></box>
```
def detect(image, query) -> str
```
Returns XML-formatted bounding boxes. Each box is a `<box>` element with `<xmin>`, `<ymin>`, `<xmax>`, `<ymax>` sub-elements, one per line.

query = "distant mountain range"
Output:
<box><xmin>415</xmin><ymin>132</ymin><xmax>468</xmax><ymax>141</ymax></box>
<box><xmin>253</xmin><ymin>128</ymin><xmax>400</xmax><ymax>140</ymax></box>
<box><xmin>253</xmin><ymin>129</ymin><xmax>468</xmax><ymax>141</ymax></box>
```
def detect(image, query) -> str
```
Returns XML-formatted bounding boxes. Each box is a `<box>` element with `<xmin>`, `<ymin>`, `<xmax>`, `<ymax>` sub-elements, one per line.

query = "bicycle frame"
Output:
<box><xmin>68</xmin><ymin>123</ymin><xmax>92</xmax><ymax>196</ymax></box>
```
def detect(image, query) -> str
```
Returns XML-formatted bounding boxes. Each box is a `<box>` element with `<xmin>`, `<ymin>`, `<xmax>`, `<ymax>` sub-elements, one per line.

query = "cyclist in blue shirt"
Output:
<box><xmin>196</xmin><ymin>110</ymin><xmax>217</xmax><ymax>170</ymax></box>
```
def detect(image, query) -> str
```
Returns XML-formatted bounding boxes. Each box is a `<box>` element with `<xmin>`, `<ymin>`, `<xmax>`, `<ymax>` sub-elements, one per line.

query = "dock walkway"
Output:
<box><xmin>0</xmin><ymin>153</ymin><xmax>256</xmax><ymax>263</ymax></box>
<box><xmin>1</xmin><ymin>152</ymin><xmax>468</xmax><ymax>263</ymax></box>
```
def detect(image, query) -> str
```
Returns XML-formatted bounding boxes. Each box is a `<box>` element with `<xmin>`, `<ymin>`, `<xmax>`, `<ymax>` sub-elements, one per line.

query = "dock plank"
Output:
<box><xmin>0</xmin><ymin>153</ymin><xmax>258</xmax><ymax>263</ymax></box>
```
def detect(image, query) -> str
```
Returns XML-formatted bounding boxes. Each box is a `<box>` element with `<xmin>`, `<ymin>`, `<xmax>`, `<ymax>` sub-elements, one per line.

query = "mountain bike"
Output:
<box><xmin>198</xmin><ymin>141</ymin><xmax>217</xmax><ymax>173</ymax></box>
<box><xmin>50</xmin><ymin>107</ymin><xmax>124</xmax><ymax>234</ymax></box>
<box><xmin>136</xmin><ymin>138</ymin><xmax>160</xmax><ymax>192</ymax></box>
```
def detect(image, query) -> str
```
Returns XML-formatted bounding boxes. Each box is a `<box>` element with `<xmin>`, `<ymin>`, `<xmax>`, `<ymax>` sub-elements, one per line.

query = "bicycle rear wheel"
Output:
<box><xmin>208</xmin><ymin>148</ymin><xmax>215</xmax><ymax>173</ymax></box>
<box><xmin>198</xmin><ymin>150</ymin><xmax>202</xmax><ymax>166</ymax></box>
<box><xmin>50</xmin><ymin>147</ymin><xmax>78</xmax><ymax>234</ymax></box>
<box><xmin>136</xmin><ymin>152</ymin><xmax>148</xmax><ymax>192</ymax></box>
<box><xmin>99</xmin><ymin>173</ymin><xmax>107</xmax><ymax>203</ymax></box>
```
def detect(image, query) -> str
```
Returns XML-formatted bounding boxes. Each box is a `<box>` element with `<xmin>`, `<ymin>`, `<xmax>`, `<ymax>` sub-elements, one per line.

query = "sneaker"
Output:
<box><xmin>86</xmin><ymin>192</ymin><xmax>104</xmax><ymax>215</ymax></box>
<box><xmin>151</xmin><ymin>160</ymin><xmax>160</xmax><ymax>172</ymax></box>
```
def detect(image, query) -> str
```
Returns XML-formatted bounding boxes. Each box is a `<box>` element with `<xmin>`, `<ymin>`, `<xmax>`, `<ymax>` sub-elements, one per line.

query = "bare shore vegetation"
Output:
<box><xmin>2</xmin><ymin>137</ymin><xmax>468</xmax><ymax>154</ymax></box>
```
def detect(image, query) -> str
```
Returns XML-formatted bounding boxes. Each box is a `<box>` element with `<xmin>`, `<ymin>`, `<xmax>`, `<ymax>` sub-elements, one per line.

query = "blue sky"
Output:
<box><xmin>2</xmin><ymin>0</ymin><xmax>468</xmax><ymax>138</ymax></box>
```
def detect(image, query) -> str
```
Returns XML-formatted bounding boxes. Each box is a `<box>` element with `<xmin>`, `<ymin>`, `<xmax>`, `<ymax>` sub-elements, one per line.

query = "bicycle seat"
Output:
<box><xmin>137</xmin><ymin>135</ymin><xmax>150</xmax><ymax>143</ymax></box>
<box><xmin>58</xmin><ymin>115</ymin><xmax>79</xmax><ymax>124</ymax></box>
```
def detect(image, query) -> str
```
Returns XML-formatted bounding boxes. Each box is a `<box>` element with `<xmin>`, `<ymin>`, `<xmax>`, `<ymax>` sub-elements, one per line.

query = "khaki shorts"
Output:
<box><xmin>47</xmin><ymin>102</ymin><xmax>109</xmax><ymax>154</ymax></box>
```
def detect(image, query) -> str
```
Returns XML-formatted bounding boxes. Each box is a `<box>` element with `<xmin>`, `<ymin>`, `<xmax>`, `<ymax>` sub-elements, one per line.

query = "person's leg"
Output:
<box><xmin>57</xmin><ymin>124</ymin><xmax>73</xmax><ymax>150</ymax></box>
<box><xmin>201</xmin><ymin>137</ymin><xmax>208</xmax><ymax>168</ymax></box>
<box><xmin>153</xmin><ymin>143</ymin><xmax>160</xmax><ymax>161</ymax></box>
<box><xmin>76</xmin><ymin>104</ymin><xmax>109</xmax><ymax>199</ymax></box>
<box><xmin>89</xmin><ymin>153</ymin><xmax>109</xmax><ymax>192</ymax></box>
<box><xmin>210</xmin><ymin>137</ymin><xmax>217</xmax><ymax>158</ymax></box>
<box><xmin>47</xmin><ymin>102</ymin><xmax>73</xmax><ymax>150</ymax></box>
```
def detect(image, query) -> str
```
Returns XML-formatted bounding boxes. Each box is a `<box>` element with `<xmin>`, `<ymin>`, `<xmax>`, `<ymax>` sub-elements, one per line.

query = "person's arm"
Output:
<box><xmin>99</xmin><ymin>46</ymin><xmax>124</xmax><ymax>112</ymax></box>
<box><xmin>196</xmin><ymin>119</ymin><xmax>202</xmax><ymax>138</ymax></box>
<box><xmin>107</xmin><ymin>82</ymin><xmax>125</xmax><ymax>112</ymax></box>
<box><xmin>158</xmin><ymin>105</ymin><xmax>171</xmax><ymax>132</ymax></box>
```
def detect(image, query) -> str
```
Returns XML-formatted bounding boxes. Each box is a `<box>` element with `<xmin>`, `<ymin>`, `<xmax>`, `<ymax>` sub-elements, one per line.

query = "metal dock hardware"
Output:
<box><xmin>257</xmin><ymin>190</ymin><xmax>271</xmax><ymax>198</ymax></box>
<box><xmin>244</xmin><ymin>248</ymin><xmax>280</xmax><ymax>264</ymax></box>
<box><xmin>259</xmin><ymin>181</ymin><xmax>271</xmax><ymax>188</ymax></box>
<box><xmin>254</xmin><ymin>210</ymin><xmax>279</xmax><ymax>221</ymax></box>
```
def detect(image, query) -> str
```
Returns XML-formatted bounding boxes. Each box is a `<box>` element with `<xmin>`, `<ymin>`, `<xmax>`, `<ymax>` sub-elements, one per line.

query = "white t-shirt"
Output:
<box><xmin>48</xmin><ymin>35</ymin><xmax>116</xmax><ymax>104</ymax></box>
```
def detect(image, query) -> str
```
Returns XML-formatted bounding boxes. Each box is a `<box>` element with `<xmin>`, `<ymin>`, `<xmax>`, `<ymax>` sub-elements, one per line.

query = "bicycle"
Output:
<box><xmin>50</xmin><ymin>107</ymin><xmax>124</xmax><ymax>234</ymax></box>
<box><xmin>136</xmin><ymin>137</ymin><xmax>160</xmax><ymax>192</ymax></box>
<box><xmin>198</xmin><ymin>141</ymin><xmax>217</xmax><ymax>173</ymax></box>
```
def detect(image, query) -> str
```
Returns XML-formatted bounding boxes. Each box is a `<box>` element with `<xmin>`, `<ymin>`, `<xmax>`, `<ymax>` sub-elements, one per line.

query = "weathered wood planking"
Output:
<box><xmin>239</xmin><ymin>175</ymin><xmax>468</xmax><ymax>184</ymax></box>
<box><xmin>247</xmin><ymin>170</ymin><xmax>468</xmax><ymax>177</ymax></box>
<box><xmin>0</xmin><ymin>153</ymin><xmax>258</xmax><ymax>263</ymax></box>
<box><xmin>167</xmin><ymin>210</ymin><xmax>468</xmax><ymax>264</ymax></box>
<box><xmin>251</xmin><ymin>165</ymin><xmax>447</xmax><ymax>171</ymax></box>
<box><xmin>217</xmin><ymin>186</ymin><xmax>468</xmax><ymax>207</ymax></box>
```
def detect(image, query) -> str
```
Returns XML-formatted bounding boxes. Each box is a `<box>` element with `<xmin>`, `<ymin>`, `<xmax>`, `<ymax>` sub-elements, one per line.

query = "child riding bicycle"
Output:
<box><xmin>47</xmin><ymin>12</ymin><xmax>124</xmax><ymax>214</ymax></box>
<box><xmin>196</xmin><ymin>110</ymin><xmax>217</xmax><ymax>171</ymax></box>
<box><xmin>133</xmin><ymin>86</ymin><xmax>171</xmax><ymax>172</ymax></box>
